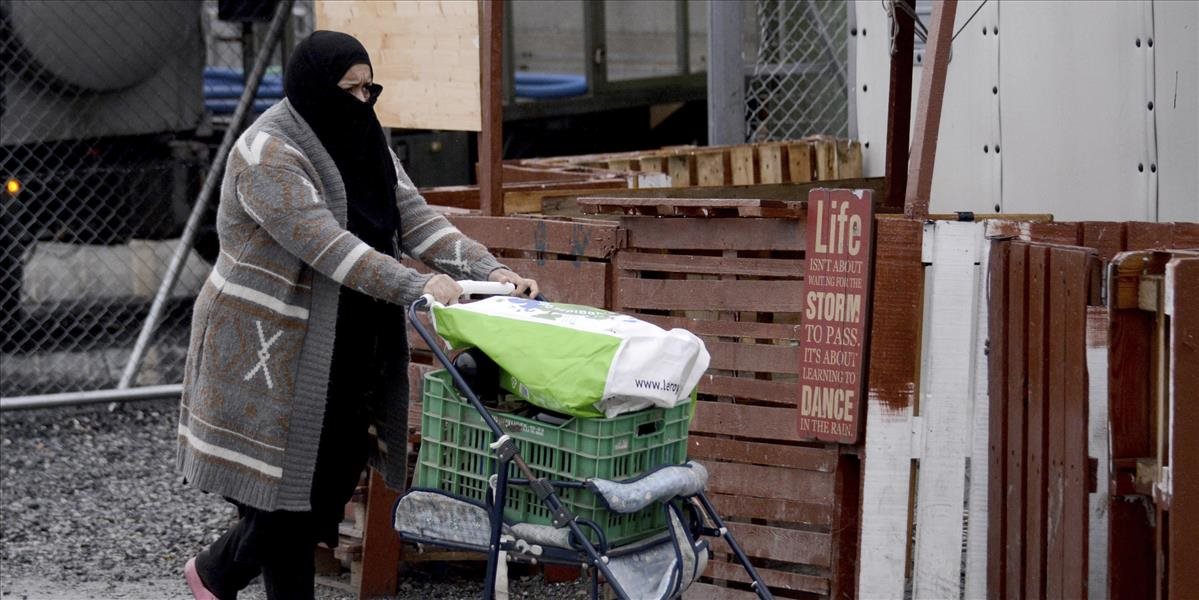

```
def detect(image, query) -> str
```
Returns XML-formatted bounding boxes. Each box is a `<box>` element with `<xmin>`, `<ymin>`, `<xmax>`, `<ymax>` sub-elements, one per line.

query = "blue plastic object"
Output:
<box><xmin>203</xmin><ymin>67</ymin><xmax>284</xmax><ymax>114</ymax></box>
<box><xmin>514</xmin><ymin>72</ymin><xmax>587</xmax><ymax>99</ymax></box>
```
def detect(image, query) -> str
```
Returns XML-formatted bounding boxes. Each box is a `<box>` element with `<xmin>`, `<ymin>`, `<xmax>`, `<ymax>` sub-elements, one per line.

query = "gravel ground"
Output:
<box><xmin>0</xmin><ymin>401</ymin><xmax>587</xmax><ymax>599</ymax></box>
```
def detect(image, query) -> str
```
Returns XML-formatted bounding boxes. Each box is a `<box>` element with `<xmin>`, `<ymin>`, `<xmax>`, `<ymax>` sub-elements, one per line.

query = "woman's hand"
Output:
<box><xmin>422</xmin><ymin>274</ymin><xmax>463</xmax><ymax>305</ymax></box>
<box><xmin>489</xmin><ymin>269</ymin><xmax>539</xmax><ymax>298</ymax></box>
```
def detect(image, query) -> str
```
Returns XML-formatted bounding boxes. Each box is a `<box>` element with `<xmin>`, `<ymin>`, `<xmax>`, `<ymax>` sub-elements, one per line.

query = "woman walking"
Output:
<box><xmin>178</xmin><ymin>31</ymin><xmax>536</xmax><ymax>599</ymax></box>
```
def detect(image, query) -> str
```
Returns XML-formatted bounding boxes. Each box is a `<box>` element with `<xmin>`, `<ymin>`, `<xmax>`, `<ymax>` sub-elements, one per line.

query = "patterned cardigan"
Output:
<box><xmin>177</xmin><ymin>99</ymin><xmax>503</xmax><ymax>511</ymax></box>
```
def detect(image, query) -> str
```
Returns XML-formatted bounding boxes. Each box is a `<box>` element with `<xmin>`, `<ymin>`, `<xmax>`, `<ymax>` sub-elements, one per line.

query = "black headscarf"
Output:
<box><xmin>284</xmin><ymin>31</ymin><xmax>399</xmax><ymax>255</ymax></box>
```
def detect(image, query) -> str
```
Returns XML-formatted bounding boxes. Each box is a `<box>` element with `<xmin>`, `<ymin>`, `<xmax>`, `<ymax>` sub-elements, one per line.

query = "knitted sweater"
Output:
<box><xmin>177</xmin><ymin>99</ymin><xmax>504</xmax><ymax>511</ymax></box>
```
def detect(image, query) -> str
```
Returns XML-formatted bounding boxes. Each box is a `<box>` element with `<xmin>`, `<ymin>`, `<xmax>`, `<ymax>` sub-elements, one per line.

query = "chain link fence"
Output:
<box><xmin>0</xmin><ymin>0</ymin><xmax>313</xmax><ymax>397</ymax></box>
<box><xmin>745</xmin><ymin>0</ymin><xmax>850</xmax><ymax>142</ymax></box>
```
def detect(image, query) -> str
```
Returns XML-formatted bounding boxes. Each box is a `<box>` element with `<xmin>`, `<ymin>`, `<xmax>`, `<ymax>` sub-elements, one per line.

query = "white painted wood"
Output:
<box><xmin>858</xmin><ymin>391</ymin><xmax>917</xmax><ymax>599</ymax></box>
<box><xmin>963</xmin><ymin>237</ymin><xmax>992</xmax><ymax>600</ymax></box>
<box><xmin>852</xmin><ymin>1</ymin><xmax>896</xmax><ymax>178</ymax></box>
<box><xmin>912</xmin><ymin>221</ymin><xmax>985</xmax><ymax>600</ymax></box>
<box><xmin>1086</xmin><ymin>306</ymin><xmax>1111</xmax><ymax>600</ymax></box>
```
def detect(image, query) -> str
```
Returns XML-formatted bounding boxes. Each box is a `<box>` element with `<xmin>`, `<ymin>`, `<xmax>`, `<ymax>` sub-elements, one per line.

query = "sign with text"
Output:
<box><xmin>797</xmin><ymin>189</ymin><xmax>875</xmax><ymax>443</ymax></box>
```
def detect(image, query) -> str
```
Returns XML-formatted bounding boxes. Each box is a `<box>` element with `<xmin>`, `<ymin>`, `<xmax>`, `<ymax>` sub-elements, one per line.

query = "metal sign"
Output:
<box><xmin>797</xmin><ymin>188</ymin><xmax>875</xmax><ymax>443</ymax></box>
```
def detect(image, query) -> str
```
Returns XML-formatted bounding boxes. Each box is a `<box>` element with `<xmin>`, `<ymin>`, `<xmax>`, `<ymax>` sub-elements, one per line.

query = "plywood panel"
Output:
<box><xmin>316</xmin><ymin>0</ymin><xmax>481</xmax><ymax>131</ymax></box>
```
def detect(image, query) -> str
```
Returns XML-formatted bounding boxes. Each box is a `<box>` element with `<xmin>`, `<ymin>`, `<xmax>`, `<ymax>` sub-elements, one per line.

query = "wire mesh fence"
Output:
<box><xmin>0</xmin><ymin>0</ymin><xmax>313</xmax><ymax>397</ymax></box>
<box><xmin>745</xmin><ymin>0</ymin><xmax>850</xmax><ymax>142</ymax></box>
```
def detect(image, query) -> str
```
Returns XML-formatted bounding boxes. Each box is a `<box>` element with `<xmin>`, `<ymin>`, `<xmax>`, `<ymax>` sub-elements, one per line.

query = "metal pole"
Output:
<box><xmin>708</xmin><ymin>0</ymin><xmax>745</xmax><ymax>145</ymax></box>
<box><xmin>675</xmin><ymin>0</ymin><xmax>690</xmax><ymax>76</ymax></box>
<box><xmin>1</xmin><ymin>385</ymin><xmax>183</xmax><ymax>412</ymax></box>
<box><xmin>117</xmin><ymin>0</ymin><xmax>295</xmax><ymax>389</ymax></box>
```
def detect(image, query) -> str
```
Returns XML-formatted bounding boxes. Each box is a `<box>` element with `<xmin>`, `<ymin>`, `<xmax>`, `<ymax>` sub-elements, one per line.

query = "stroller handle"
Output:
<box><xmin>458</xmin><ymin>280</ymin><xmax>515</xmax><ymax>298</ymax></box>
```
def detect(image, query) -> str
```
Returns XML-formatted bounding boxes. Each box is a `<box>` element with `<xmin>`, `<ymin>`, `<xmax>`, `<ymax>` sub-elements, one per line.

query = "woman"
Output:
<box><xmin>179</xmin><ymin>31</ymin><xmax>536</xmax><ymax>599</ymax></box>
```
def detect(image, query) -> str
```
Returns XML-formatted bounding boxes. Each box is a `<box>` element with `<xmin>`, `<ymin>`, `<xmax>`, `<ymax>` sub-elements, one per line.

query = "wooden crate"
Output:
<box><xmin>603</xmin><ymin>202</ymin><xmax>851</xmax><ymax>599</ymax></box>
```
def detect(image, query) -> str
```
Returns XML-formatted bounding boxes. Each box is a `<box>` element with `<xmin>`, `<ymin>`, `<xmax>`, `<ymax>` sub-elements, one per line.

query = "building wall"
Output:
<box><xmin>853</xmin><ymin>0</ymin><xmax>1198</xmax><ymax>222</ymax></box>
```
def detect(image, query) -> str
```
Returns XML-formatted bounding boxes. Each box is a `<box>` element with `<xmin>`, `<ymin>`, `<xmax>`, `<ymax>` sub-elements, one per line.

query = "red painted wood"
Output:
<box><xmin>1046</xmin><ymin>248</ymin><xmax>1069</xmax><ymax>599</ymax></box>
<box><xmin>447</xmin><ymin>215</ymin><xmax>623</xmax><ymax>258</ymax></box>
<box><xmin>1081</xmin><ymin>222</ymin><xmax>1127</xmax><ymax>261</ymax></box>
<box><xmin>1060</xmin><ymin>248</ymin><xmax>1091</xmax><ymax>598</ymax></box>
<box><xmin>1005</xmin><ymin>242</ymin><xmax>1028</xmax><ymax>598</ymax></box>
<box><xmin>615</xmin><ymin>277</ymin><xmax>806</xmax><ymax>312</ymax></box>
<box><xmin>359</xmin><ymin>469</ymin><xmax>402</xmax><ymax>598</ymax></box>
<box><xmin>988</xmin><ymin>240</ymin><xmax>1010</xmax><ymax>600</ymax></box>
<box><xmin>621</xmin><ymin>217</ymin><xmax>807</xmax><ymax>251</ymax></box>
<box><xmin>1167</xmin><ymin>257</ymin><xmax>1199</xmax><ymax>600</ymax></box>
<box><xmin>1126</xmin><ymin>222</ymin><xmax>1174</xmax><ymax>251</ymax></box>
<box><xmin>1024</xmin><ymin>245</ymin><xmax>1050</xmax><ymax>600</ymax></box>
<box><xmin>868</xmin><ymin>219</ymin><xmax>924</xmax><ymax>414</ymax></box>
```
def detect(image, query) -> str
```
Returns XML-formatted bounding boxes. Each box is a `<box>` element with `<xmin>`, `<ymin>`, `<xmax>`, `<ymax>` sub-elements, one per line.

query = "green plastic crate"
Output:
<box><xmin>414</xmin><ymin>369</ymin><xmax>692</xmax><ymax>547</ymax></box>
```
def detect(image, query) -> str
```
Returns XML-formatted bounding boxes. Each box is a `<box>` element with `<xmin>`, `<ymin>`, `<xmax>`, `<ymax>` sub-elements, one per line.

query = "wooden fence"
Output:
<box><xmin>856</xmin><ymin>219</ymin><xmax>1197</xmax><ymax>600</ymax></box>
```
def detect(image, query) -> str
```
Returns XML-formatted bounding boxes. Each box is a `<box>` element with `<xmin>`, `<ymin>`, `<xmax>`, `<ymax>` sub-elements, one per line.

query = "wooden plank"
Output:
<box><xmin>787</xmin><ymin>142</ymin><xmax>813</xmax><ymax>183</ymax></box>
<box><xmin>704</xmin><ymin>340</ymin><xmax>799</xmax><ymax>374</ymax></box>
<box><xmin>1046</xmin><ymin>248</ymin><xmax>1069</xmax><ymax>599</ymax></box>
<box><xmin>1060</xmin><ymin>248</ymin><xmax>1091</xmax><ymax>598</ymax></box>
<box><xmin>1024</xmin><ymin>245</ymin><xmax>1049</xmax><ymax>600</ymax></box>
<box><xmin>830</xmin><ymin>453</ymin><xmax>861</xmax><ymax>600</ymax></box>
<box><xmin>813</xmin><ymin>138</ymin><xmax>837</xmax><ymax>181</ymax></box>
<box><xmin>690</xmin><ymin>401</ymin><xmax>805</xmax><ymax>443</ymax></box>
<box><xmin>358</xmin><ymin>469</ymin><xmax>402</xmax><ymax>598</ymax></box>
<box><xmin>615</xmin><ymin>251</ymin><xmax>804</xmax><ymax>278</ymax></box>
<box><xmin>621</xmin><ymin>217</ymin><xmax>806</xmax><ymax>251</ymax></box>
<box><xmin>726</xmin><ymin>521</ymin><xmax>831</xmax><ymax>566</ymax></box>
<box><xmin>696</xmin><ymin>151</ymin><xmax>732</xmax><ymax>186</ymax></box>
<box><xmin>758</xmin><ymin>144</ymin><xmax>787</xmax><ymax>184</ymax></box>
<box><xmin>1028</xmin><ymin>222</ymin><xmax>1082</xmax><ymax>246</ymax></box>
<box><xmin>1172</xmin><ymin>222</ymin><xmax>1199</xmax><ymax>248</ymax></box>
<box><xmin>575</xmin><ymin>177</ymin><xmax>886</xmax><ymax>202</ymax></box>
<box><xmin>1086</xmin><ymin>306</ymin><xmax>1111</xmax><ymax>598</ymax></box>
<box><xmin>963</xmin><ymin>237</ymin><xmax>993</xmax><ymax>600</ymax></box>
<box><xmin>687</xmin><ymin>436</ymin><xmax>836</xmax><ymax>471</ymax></box>
<box><xmin>838</xmin><ymin>140</ymin><xmax>864</xmax><ymax>179</ymax></box>
<box><xmin>1081</xmin><ymin>222</ymin><xmax>1127</xmax><ymax>261</ymax></box>
<box><xmin>705</xmin><ymin>559</ymin><xmax>830</xmax><ymax>595</ymax></box>
<box><xmin>705</xmin><ymin>492</ymin><xmax>833</xmax><ymax>527</ymax></box>
<box><xmin>634</xmin><ymin>314</ymin><xmax>802</xmax><ymax>341</ymax></box>
<box><xmin>615</xmin><ymin>278</ymin><xmax>805</xmax><ymax>312</ymax></box>
<box><xmin>1126</xmin><ymin>222</ymin><xmax>1174</xmax><ymax>250</ymax></box>
<box><xmin>988</xmin><ymin>240</ymin><xmax>1011</xmax><ymax>600</ymax></box>
<box><xmin>447</xmin><ymin>215</ymin><xmax>622</xmax><ymax>258</ymax></box>
<box><xmin>698</xmin><ymin>375</ymin><xmax>798</xmax><ymax>405</ymax></box>
<box><xmin>668</xmin><ymin>154</ymin><xmax>695</xmax><ymax>187</ymax></box>
<box><xmin>579</xmin><ymin>197</ymin><xmax>805</xmax><ymax>218</ymax></box>
<box><xmin>858</xmin><ymin>218</ymin><xmax>923</xmax><ymax>600</ymax></box>
<box><xmin>1166</xmin><ymin>257</ymin><xmax>1199</xmax><ymax>600</ymax></box>
<box><xmin>911</xmin><ymin>221</ymin><xmax>984</xmax><ymax>600</ymax></box>
<box><xmin>495</xmin><ymin>258</ymin><xmax>607</xmax><ymax>307</ymax></box>
<box><xmin>730</xmin><ymin>146</ymin><xmax>756</xmax><ymax>185</ymax></box>
<box><xmin>502</xmin><ymin>184</ymin><xmax>629</xmax><ymax>214</ymax></box>
<box><xmin>1005</xmin><ymin>242</ymin><xmax>1029</xmax><ymax>598</ymax></box>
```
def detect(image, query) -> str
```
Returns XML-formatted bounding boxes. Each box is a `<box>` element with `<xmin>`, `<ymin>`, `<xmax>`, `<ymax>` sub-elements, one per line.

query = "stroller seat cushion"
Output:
<box><xmin>589</xmin><ymin>461</ymin><xmax>709</xmax><ymax>514</ymax></box>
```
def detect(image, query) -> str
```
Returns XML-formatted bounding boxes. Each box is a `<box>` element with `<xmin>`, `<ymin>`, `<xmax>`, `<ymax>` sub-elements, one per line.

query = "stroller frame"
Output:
<box><xmin>404</xmin><ymin>296</ymin><xmax>773</xmax><ymax>600</ymax></box>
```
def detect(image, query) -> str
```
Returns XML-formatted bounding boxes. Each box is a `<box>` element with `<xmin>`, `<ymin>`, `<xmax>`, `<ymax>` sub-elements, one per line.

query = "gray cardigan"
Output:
<box><xmin>177</xmin><ymin>100</ymin><xmax>503</xmax><ymax>511</ymax></box>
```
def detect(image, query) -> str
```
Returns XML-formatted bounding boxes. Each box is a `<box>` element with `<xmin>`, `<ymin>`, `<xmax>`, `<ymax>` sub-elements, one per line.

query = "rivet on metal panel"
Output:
<box><xmin>983</xmin><ymin>145</ymin><xmax>989</xmax><ymax>153</ymax></box>
<box><xmin>917</xmin><ymin>53</ymin><xmax>923</xmax><ymax>63</ymax></box>
<box><xmin>1148</xmin><ymin>38</ymin><xmax>1153</xmax><ymax>47</ymax></box>
<box><xmin>992</xmin><ymin>86</ymin><xmax>998</xmax><ymax>95</ymax></box>
<box><xmin>863</xmin><ymin>84</ymin><xmax>868</xmax><ymax>92</ymax></box>
<box><xmin>994</xmin><ymin>145</ymin><xmax>1000</xmax><ymax>154</ymax></box>
<box><xmin>1138</xmin><ymin>163</ymin><xmax>1145</xmax><ymax>172</ymax></box>
<box><xmin>994</xmin><ymin>204</ymin><xmax>1001</xmax><ymax>212</ymax></box>
<box><xmin>862</xmin><ymin>27</ymin><xmax>867</xmax><ymax>36</ymax></box>
<box><xmin>1150</xmin><ymin>164</ymin><xmax>1157</xmax><ymax>173</ymax></box>
<box><xmin>851</xmin><ymin>28</ymin><xmax>858</xmax><ymax>36</ymax></box>
<box><xmin>993</xmin><ymin>26</ymin><xmax>998</xmax><ymax>35</ymax></box>
<box><xmin>1147</xmin><ymin>101</ymin><xmax>1154</xmax><ymax>111</ymax></box>
<box><xmin>1136</xmin><ymin>38</ymin><xmax>1142</xmax><ymax>47</ymax></box>
<box><xmin>982</xmin><ymin>25</ymin><xmax>987</xmax><ymax>35</ymax></box>
<box><xmin>864</xmin><ymin>141</ymin><xmax>870</xmax><ymax>148</ymax></box>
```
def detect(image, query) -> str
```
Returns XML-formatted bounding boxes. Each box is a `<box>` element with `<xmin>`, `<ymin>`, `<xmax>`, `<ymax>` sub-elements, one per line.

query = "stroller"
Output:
<box><xmin>393</xmin><ymin>283</ymin><xmax>773</xmax><ymax>600</ymax></box>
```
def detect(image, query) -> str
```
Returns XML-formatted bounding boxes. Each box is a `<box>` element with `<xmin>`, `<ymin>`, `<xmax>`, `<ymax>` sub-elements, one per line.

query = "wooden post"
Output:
<box><xmin>358</xmin><ymin>469</ymin><xmax>402</xmax><ymax>598</ymax></box>
<box><xmin>904</xmin><ymin>0</ymin><xmax>957</xmax><ymax>220</ymax></box>
<box><xmin>883</xmin><ymin>0</ymin><xmax>914</xmax><ymax>211</ymax></box>
<box><xmin>479</xmin><ymin>0</ymin><xmax>504</xmax><ymax>216</ymax></box>
<box><xmin>1166</xmin><ymin>257</ymin><xmax>1199</xmax><ymax>600</ymax></box>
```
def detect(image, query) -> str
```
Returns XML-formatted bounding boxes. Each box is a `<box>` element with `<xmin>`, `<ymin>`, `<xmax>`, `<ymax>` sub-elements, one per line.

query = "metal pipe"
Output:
<box><xmin>1</xmin><ymin>384</ymin><xmax>183</xmax><ymax>412</ymax></box>
<box><xmin>117</xmin><ymin>0</ymin><xmax>295</xmax><ymax>389</ymax></box>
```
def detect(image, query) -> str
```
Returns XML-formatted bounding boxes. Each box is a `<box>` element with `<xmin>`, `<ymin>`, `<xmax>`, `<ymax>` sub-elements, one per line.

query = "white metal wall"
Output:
<box><xmin>853</xmin><ymin>0</ymin><xmax>1199</xmax><ymax>222</ymax></box>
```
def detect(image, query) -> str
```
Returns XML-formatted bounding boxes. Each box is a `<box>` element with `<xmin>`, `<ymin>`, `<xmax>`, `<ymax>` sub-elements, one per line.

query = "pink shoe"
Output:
<box><xmin>184</xmin><ymin>557</ymin><xmax>220</xmax><ymax>600</ymax></box>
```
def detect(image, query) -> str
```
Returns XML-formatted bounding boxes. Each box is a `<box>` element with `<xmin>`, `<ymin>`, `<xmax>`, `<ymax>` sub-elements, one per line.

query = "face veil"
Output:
<box><xmin>284</xmin><ymin>30</ymin><xmax>399</xmax><ymax>255</ymax></box>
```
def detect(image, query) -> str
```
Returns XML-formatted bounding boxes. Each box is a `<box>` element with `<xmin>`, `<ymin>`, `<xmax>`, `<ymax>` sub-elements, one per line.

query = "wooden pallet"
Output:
<box><xmin>607</xmin><ymin>205</ymin><xmax>846</xmax><ymax>599</ymax></box>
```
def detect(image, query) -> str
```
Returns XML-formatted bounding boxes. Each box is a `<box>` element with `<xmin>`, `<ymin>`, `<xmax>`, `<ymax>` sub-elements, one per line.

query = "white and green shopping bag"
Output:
<box><xmin>431</xmin><ymin>297</ymin><xmax>709</xmax><ymax>418</ymax></box>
